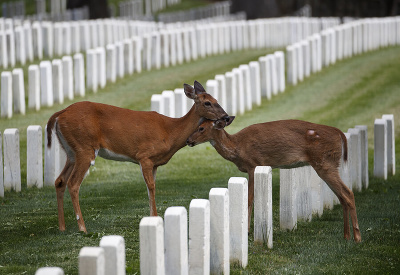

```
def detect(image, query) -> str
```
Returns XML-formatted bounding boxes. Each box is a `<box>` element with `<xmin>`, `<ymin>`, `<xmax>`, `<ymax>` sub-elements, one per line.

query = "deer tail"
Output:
<box><xmin>338</xmin><ymin>129</ymin><xmax>348</xmax><ymax>162</ymax></box>
<box><xmin>46</xmin><ymin>109</ymin><xmax>66</xmax><ymax>148</ymax></box>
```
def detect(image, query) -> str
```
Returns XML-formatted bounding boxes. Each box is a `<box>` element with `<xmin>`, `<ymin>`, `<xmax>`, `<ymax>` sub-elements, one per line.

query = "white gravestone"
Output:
<box><xmin>1</xmin><ymin>71</ymin><xmax>12</xmax><ymax>118</ymax></box>
<box><xmin>374</xmin><ymin>119</ymin><xmax>388</xmax><ymax>179</ymax></box>
<box><xmin>209</xmin><ymin>188</ymin><xmax>229</xmax><ymax>275</ymax></box>
<box><xmin>139</xmin><ymin>216</ymin><xmax>165</xmax><ymax>275</ymax></box>
<box><xmin>4</xmin><ymin>129</ymin><xmax>21</xmax><ymax>192</ymax></box>
<box><xmin>86</xmin><ymin>50</ymin><xmax>98</xmax><ymax>93</ymax></box>
<box><xmin>6</xmin><ymin>30</ymin><xmax>16</xmax><ymax>67</ymax></box>
<box><xmin>62</xmin><ymin>56</ymin><xmax>74</xmax><ymax>100</ymax></box>
<box><xmin>239</xmin><ymin>64</ymin><xmax>252</xmax><ymax>111</ymax></box>
<box><xmin>96</xmin><ymin>47</ymin><xmax>106</xmax><ymax>89</ymax></box>
<box><xmin>162</xmin><ymin>90</ymin><xmax>175</xmax><ymax>117</ymax></box>
<box><xmin>15</xmin><ymin>26</ymin><xmax>26</xmax><ymax>65</ymax></box>
<box><xmin>258</xmin><ymin>56</ymin><xmax>271</xmax><ymax>99</ymax></box>
<box><xmin>99</xmin><ymin>235</ymin><xmax>126</xmax><ymax>275</ymax></box>
<box><xmin>228</xmin><ymin>177</ymin><xmax>248</xmax><ymax>267</ymax></box>
<box><xmin>249</xmin><ymin>61</ymin><xmax>261</xmax><ymax>106</ymax></box>
<box><xmin>164</xmin><ymin>207</ymin><xmax>188</xmax><ymax>275</ymax></box>
<box><xmin>28</xmin><ymin>65</ymin><xmax>41</xmax><ymax>111</ymax></box>
<box><xmin>254</xmin><ymin>166</ymin><xmax>273</xmax><ymax>248</ymax></box>
<box><xmin>189</xmin><ymin>199</ymin><xmax>210</xmax><ymax>275</ymax></box>
<box><xmin>35</xmin><ymin>267</ymin><xmax>64</xmax><ymax>275</ymax></box>
<box><xmin>206</xmin><ymin>80</ymin><xmax>219</xmax><ymax>101</ymax></box>
<box><xmin>12</xmin><ymin>68</ymin><xmax>26</xmax><ymax>115</ymax></box>
<box><xmin>174</xmin><ymin>88</ymin><xmax>187</xmax><ymax>118</ymax></box>
<box><xmin>274</xmin><ymin>51</ymin><xmax>285</xmax><ymax>93</ymax></box>
<box><xmin>348</xmin><ymin>128</ymin><xmax>362</xmax><ymax>192</ymax></box>
<box><xmin>280</xmin><ymin>169</ymin><xmax>297</xmax><ymax>230</ymax></box>
<box><xmin>123</xmin><ymin>39</ymin><xmax>134</xmax><ymax>75</ymax></box>
<box><xmin>116</xmin><ymin>42</ymin><xmax>124</xmax><ymax>77</ymax></box>
<box><xmin>382</xmin><ymin>115</ymin><xmax>395</xmax><ymax>176</ymax></box>
<box><xmin>73</xmin><ymin>53</ymin><xmax>85</xmax><ymax>97</ymax></box>
<box><xmin>267</xmin><ymin>55</ymin><xmax>278</xmax><ymax>96</ymax></box>
<box><xmin>132</xmin><ymin>37</ymin><xmax>142</xmax><ymax>73</ymax></box>
<box><xmin>106</xmin><ymin>44</ymin><xmax>117</xmax><ymax>83</ymax></box>
<box><xmin>0</xmin><ymin>33</ymin><xmax>8</xmax><ymax>68</ymax></box>
<box><xmin>32</xmin><ymin>22</ymin><xmax>43</xmax><ymax>60</ymax></box>
<box><xmin>233</xmin><ymin>68</ymin><xmax>245</xmax><ymax>115</ymax></box>
<box><xmin>286</xmin><ymin>45</ymin><xmax>297</xmax><ymax>85</ymax></box>
<box><xmin>151</xmin><ymin>94</ymin><xmax>164</xmax><ymax>114</ymax></box>
<box><xmin>52</xmin><ymin>59</ymin><xmax>64</xmax><ymax>104</ymax></box>
<box><xmin>27</xmin><ymin>125</ymin><xmax>43</xmax><ymax>188</ymax></box>
<box><xmin>79</xmin><ymin>247</ymin><xmax>105</xmax><ymax>275</ymax></box>
<box><xmin>225</xmin><ymin>71</ymin><xmax>237</xmax><ymax>116</ymax></box>
<box><xmin>42</xmin><ymin>23</ymin><xmax>54</xmax><ymax>58</ymax></box>
<box><xmin>40</xmin><ymin>61</ymin><xmax>54</xmax><ymax>107</ymax></box>
<box><xmin>24</xmin><ymin>23</ymin><xmax>34</xmax><ymax>63</ymax></box>
<box><xmin>296</xmin><ymin>166</ymin><xmax>312</xmax><ymax>222</ymax></box>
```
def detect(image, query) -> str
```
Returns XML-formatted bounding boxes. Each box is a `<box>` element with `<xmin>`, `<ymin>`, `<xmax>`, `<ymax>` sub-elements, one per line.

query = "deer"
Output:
<box><xmin>186</xmin><ymin>117</ymin><xmax>362</xmax><ymax>242</ymax></box>
<box><xmin>46</xmin><ymin>81</ymin><xmax>229</xmax><ymax>233</ymax></box>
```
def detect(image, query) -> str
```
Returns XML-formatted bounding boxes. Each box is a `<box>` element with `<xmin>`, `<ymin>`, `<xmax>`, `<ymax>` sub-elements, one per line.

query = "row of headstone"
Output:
<box><xmin>0</xmin><ymin>15</ymin><xmax>341</xmax><ymax>72</ymax></box>
<box><xmin>158</xmin><ymin>0</ymin><xmax>230</xmax><ymax>23</ymax></box>
<box><xmin>0</xmin><ymin>53</ymin><xmax>84</xmax><ymax>118</ymax></box>
<box><xmin>32</xmin><ymin>177</ymin><xmax>247</xmax><ymax>274</ymax></box>
<box><xmin>150</xmin><ymin>50</ymin><xmax>285</xmax><ymax>117</ymax></box>
<box><xmin>286</xmin><ymin>17</ymin><xmax>400</xmax><ymax>85</ymax></box>
<box><xmin>0</xmin><ymin>16</ymin><xmax>340</xmax><ymax>117</ymax></box>
<box><xmin>0</xmin><ymin>125</ymin><xmax>67</xmax><ymax>197</ymax></box>
<box><xmin>374</xmin><ymin>114</ymin><xmax>396</xmax><ymax>179</ymax></box>
<box><xmin>139</xmin><ymin>177</ymin><xmax>248</xmax><ymax>274</ymax></box>
<box><xmin>278</xmin><ymin>124</ymin><xmax>371</xmax><ymax>232</ymax></box>
<box><xmin>35</xmin><ymin>235</ymin><xmax>125</xmax><ymax>275</ymax></box>
<box><xmin>0</xmin><ymin>18</ymin><xmax>158</xmax><ymax>69</ymax></box>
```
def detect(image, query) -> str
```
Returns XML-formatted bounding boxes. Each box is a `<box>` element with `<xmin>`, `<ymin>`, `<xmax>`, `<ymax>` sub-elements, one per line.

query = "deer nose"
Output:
<box><xmin>186</xmin><ymin>139</ymin><xmax>194</xmax><ymax>147</ymax></box>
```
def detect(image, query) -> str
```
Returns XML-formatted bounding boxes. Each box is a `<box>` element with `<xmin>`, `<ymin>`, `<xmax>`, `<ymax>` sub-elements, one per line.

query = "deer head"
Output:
<box><xmin>186</xmin><ymin>116</ymin><xmax>235</xmax><ymax>147</ymax></box>
<box><xmin>184</xmin><ymin>81</ymin><xmax>229</xmax><ymax>122</ymax></box>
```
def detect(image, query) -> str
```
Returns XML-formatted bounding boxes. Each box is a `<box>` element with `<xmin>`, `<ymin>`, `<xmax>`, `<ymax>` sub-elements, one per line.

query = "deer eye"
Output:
<box><xmin>199</xmin><ymin>127</ymin><xmax>204</xmax><ymax>132</ymax></box>
<box><xmin>204</xmin><ymin>101</ymin><xmax>211</xmax><ymax>107</ymax></box>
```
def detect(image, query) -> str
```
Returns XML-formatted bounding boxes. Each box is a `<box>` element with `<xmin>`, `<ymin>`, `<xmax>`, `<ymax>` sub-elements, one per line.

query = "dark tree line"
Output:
<box><xmin>230</xmin><ymin>0</ymin><xmax>400</xmax><ymax>19</ymax></box>
<box><xmin>65</xmin><ymin>0</ymin><xmax>400</xmax><ymax>20</ymax></box>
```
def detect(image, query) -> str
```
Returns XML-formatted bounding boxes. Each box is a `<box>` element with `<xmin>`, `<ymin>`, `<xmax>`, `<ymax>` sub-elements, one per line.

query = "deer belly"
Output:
<box><xmin>98</xmin><ymin>148</ymin><xmax>137</xmax><ymax>164</ymax></box>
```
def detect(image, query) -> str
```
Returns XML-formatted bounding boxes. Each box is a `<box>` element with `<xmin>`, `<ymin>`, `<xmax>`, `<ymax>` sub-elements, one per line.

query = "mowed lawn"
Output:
<box><xmin>0</xmin><ymin>45</ymin><xmax>399</xmax><ymax>274</ymax></box>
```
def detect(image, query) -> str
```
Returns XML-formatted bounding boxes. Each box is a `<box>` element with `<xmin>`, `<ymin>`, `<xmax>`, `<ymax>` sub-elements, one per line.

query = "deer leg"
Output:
<box><xmin>247</xmin><ymin>171</ymin><xmax>255</xmax><ymax>231</ymax></box>
<box><xmin>315</xmin><ymin>166</ymin><xmax>361</xmax><ymax>242</ymax></box>
<box><xmin>140</xmin><ymin>161</ymin><xmax>158</xmax><ymax>216</ymax></box>
<box><xmin>55</xmin><ymin>159</ymin><xmax>74</xmax><ymax>231</ymax></box>
<box><xmin>66</xmin><ymin>154</ymin><xmax>92</xmax><ymax>233</ymax></box>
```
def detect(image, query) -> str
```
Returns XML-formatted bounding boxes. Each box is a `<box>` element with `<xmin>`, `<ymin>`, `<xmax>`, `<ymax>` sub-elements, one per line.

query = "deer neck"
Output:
<box><xmin>168</xmin><ymin>105</ymin><xmax>204</xmax><ymax>149</ymax></box>
<box><xmin>211</xmin><ymin>130</ymin><xmax>238</xmax><ymax>162</ymax></box>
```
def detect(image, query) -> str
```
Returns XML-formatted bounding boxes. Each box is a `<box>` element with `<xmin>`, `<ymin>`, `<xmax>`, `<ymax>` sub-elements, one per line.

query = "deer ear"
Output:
<box><xmin>226</xmin><ymin>116</ymin><xmax>235</xmax><ymax>126</ymax></box>
<box><xmin>194</xmin><ymin>80</ymin><xmax>206</xmax><ymax>94</ymax></box>
<box><xmin>184</xmin><ymin>83</ymin><xmax>196</xmax><ymax>99</ymax></box>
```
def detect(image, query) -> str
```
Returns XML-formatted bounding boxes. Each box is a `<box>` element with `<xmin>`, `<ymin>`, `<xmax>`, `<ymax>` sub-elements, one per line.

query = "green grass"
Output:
<box><xmin>1</xmin><ymin>45</ymin><xmax>400</xmax><ymax>274</ymax></box>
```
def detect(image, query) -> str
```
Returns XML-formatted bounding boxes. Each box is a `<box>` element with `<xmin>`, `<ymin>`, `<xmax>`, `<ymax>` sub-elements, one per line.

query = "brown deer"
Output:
<box><xmin>186</xmin><ymin>117</ymin><xmax>361</xmax><ymax>242</ymax></box>
<box><xmin>47</xmin><ymin>81</ymin><xmax>229</xmax><ymax>233</ymax></box>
